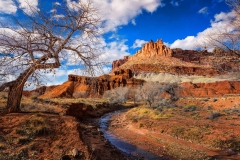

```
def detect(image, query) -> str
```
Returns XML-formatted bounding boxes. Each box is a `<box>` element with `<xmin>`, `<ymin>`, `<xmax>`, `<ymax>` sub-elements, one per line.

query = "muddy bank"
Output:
<box><xmin>78</xmin><ymin>117</ymin><xmax>131</xmax><ymax>160</ymax></box>
<box><xmin>99</xmin><ymin>110</ymin><xmax>167</xmax><ymax>160</ymax></box>
<box><xmin>78</xmin><ymin>109</ymin><xmax>171</xmax><ymax>160</ymax></box>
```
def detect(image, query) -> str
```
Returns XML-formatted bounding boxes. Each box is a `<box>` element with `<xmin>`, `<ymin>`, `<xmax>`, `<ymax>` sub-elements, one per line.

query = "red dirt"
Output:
<box><xmin>0</xmin><ymin>113</ymin><xmax>89</xmax><ymax>160</ymax></box>
<box><xmin>108</xmin><ymin>101</ymin><xmax>240</xmax><ymax>160</ymax></box>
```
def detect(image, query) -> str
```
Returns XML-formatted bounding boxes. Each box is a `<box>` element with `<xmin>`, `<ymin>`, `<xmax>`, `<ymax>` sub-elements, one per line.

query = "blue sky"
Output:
<box><xmin>102</xmin><ymin>0</ymin><xmax>230</xmax><ymax>55</ymax></box>
<box><xmin>0</xmin><ymin>0</ymin><xmax>233</xmax><ymax>86</ymax></box>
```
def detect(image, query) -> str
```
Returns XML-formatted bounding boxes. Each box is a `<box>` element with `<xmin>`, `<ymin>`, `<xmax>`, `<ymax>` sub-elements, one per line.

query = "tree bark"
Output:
<box><xmin>6</xmin><ymin>81</ymin><xmax>25</xmax><ymax>113</ymax></box>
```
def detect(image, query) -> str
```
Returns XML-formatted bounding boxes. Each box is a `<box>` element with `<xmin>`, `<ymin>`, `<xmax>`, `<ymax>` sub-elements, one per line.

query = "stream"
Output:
<box><xmin>99</xmin><ymin>110</ymin><xmax>167</xmax><ymax>160</ymax></box>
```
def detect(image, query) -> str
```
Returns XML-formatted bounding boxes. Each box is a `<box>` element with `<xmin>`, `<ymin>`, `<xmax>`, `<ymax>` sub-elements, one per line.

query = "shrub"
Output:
<box><xmin>212</xmin><ymin>98</ymin><xmax>218</xmax><ymax>102</ymax></box>
<box><xmin>184</xmin><ymin>104</ymin><xmax>197</xmax><ymax>112</ymax></box>
<box><xmin>210</xmin><ymin>138</ymin><xmax>240</xmax><ymax>151</ymax></box>
<box><xmin>207</xmin><ymin>106</ymin><xmax>212</xmax><ymax>110</ymax></box>
<box><xmin>170</xmin><ymin>126</ymin><xmax>185</xmax><ymax>139</ymax></box>
<box><xmin>73</xmin><ymin>91</ymin><xmax>87</xmax><ymax>98</ymax></box>
<box><xmin>209</xmin><ymin>111</ymin><xmax>221</xmax><ymax>120</ymax></box>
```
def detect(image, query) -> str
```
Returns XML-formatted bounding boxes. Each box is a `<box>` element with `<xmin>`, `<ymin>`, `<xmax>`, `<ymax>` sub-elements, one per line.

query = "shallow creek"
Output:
<box><xmin>99</xmin><ymin>110</ymin><xmax>166</xmax><ymax>160</ymax></box>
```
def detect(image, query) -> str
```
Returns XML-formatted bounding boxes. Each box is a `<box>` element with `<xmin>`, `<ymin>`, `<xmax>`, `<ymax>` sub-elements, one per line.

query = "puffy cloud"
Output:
<box><xmin>100</xmin><ymin>39</ymin><xmax>130</xmax><ymax>63</ymax></box>
<box><xmin>17</xmin><ymin>0</ymin><xmax>39</xmax><ymax>15</ymax></box>
<box><xmin>92</xmin><ymin>0</ymin><xmax>164</xmax><ymax>32</ymax></box>
<box><xmin>169</xmin><ymin>10</ymin><xmax>237</xmax><ymax>50</ymax></box>
<box><xmin>132</xmin><ymin>39</ymin><xmax>148</xmax><ymax>49</ymax></box>
<box><xmin>198</xmin><ymin>7</ymin><xmax>208</xmax><ymax>15</ymax></box>
<box><xmin>170</xmin><ymin>36</ymin><xmax>195</xmax><ymax>49</ymax></box>
<box><xmin>0</xmin><ymin>0</ymin><xmax>17</xmax><ymax>14</ymax></box>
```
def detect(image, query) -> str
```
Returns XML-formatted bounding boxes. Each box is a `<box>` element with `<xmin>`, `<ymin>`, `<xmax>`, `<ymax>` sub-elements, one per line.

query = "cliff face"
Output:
<box><xmin>180</xmin><ymin>81</ymin><xmax>240</xmax><ymax>97</ymax></box>
<box><xmin>130</xmin><ymin>64</ymin><xmax>218</xmax><ymax>76</ymax></box>
<box><xmin>39</xmin><ymin>69</ymin><xmax>144</xmax><ymax>98</ymax></box>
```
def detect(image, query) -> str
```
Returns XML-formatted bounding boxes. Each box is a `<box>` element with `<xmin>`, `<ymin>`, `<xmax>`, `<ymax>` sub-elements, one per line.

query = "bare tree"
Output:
<box><xmin>0</xmin><ymin>0</ymin><xmax>103</xmax><ymax>113</ymax></box>
<box><xmin>136</xmin><ymin>82</ymin><xmax>165</xmax><ymax>107</ymax></box>
<box><xmin>103</xmin><ymin>87</ymin><xmax>129</xmax><ymax>104</ymax></box>
<box><xmin>73</xmin><ymin>91</ymin><xmax>87</xmax><ymax>98</ymax></box>
<box><xmin>199</xmin><ymin>0</ymin><xmax>240</xmax><ymax>56</ymax></box>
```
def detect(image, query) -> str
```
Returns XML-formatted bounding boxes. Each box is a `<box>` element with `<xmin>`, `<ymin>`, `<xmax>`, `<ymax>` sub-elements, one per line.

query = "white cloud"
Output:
<box><xmin>0</xmin><ymin>0</ymin><xmax>17</xmax><ymax>14</ymax></box>
<box><xmin>131</xmin><ymin>19</ymin><xmax>136</xmax><ymax>25</ymax></box>
<box><xmin>92</xmin><ymin>0</ymin><xmax>164</xmax><ymax>32</ymax></box>
<box><xmin>17</xmin><ymin>0</ymin><xmax>39</xmax><ymax>15</ymax></box>
<box><xmin>171</xmin><ymin>1</ymin><xmax>179</xmax><ymax>7</ymax></box>
<box><xmin>170</xmin><ymin>10</ymin><xmax>237</xmax><ymax>50</ymax></box>
<box><xmin>170</xmin><ymin>36</ymin><xmax>195</xmax><ymax>49</ymax></box>
<box><xmin>100</xmin><ymin>39</ymin><xmax>130</xmax><ymax>63</ymax></box>
<box><xmin>132</xmin><ymin>39</ymin><xmax>148</xmax><ymax>49</ymax></box>
<box><xmin>198</xmin><ymin>7</ymin><xmax>208</xmax><ymax>15</ymax></box>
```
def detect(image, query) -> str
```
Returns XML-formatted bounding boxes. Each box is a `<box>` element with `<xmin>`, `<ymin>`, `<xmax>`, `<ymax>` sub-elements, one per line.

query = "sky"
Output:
<box><xmin>0</xmin><ymin>0</ymin><xmax>233</xmax><ymax>87</ymax></box>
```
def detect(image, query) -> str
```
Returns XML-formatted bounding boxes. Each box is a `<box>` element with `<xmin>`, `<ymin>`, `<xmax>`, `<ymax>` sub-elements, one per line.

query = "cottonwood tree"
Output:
<box><xmin>0</xmin><ymin>0</ymin><xmax>103</xmax><ymax>113</ymax></box>
<box><xmin>103</xmin><ymin>87</ymin><xmax>129</xmax><ymax>104</ymax></box>
<box><xmin>134</xmin><ymin>82</ymin><xmax>180</xmax><ymax>107</ymax></box>
<box><xmin>136</xmin><ymin>82</ymin><xmax>165</xmax><ymax>107</ymax></box>
<box><xmin>199</xmin><ymin>0</ymin><xmax>240</xmax><ymax>56</ymax></box>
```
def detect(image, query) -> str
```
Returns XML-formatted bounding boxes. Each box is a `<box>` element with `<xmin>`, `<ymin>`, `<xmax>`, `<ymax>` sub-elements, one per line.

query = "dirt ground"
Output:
<box><xmin>0</xmin><ymin>113</ymin><xmax>90</xmax><ymax>160</ymax></box>
<box><xmin>108</xmin><ymin>96</ymin><xmax>240</xmax><ymax>160</ymax></box>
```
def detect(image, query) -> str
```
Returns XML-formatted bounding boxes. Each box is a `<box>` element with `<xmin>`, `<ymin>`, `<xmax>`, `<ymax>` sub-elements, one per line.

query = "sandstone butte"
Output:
<box><xmin>28</xmin><ymin>39</ymin><xmax>240</xmax><ymax>98</ymax></box>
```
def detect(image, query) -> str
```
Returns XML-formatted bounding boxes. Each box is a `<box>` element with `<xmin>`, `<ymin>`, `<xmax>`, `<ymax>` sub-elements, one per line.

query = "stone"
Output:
<box><xmin>72</xmin><ymin>148</ymin><xmax>79</xmax><ymax>158</ymax></box>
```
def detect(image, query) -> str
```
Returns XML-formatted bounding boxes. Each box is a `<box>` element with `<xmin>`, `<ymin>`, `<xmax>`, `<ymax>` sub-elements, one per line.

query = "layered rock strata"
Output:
<box><xmin>39</xmin><ymin>69</ymin><xmax>144</xmax><ymax>98</ymax></box>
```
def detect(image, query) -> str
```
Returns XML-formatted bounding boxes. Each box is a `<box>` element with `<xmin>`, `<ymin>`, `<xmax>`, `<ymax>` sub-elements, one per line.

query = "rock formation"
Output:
<box><xmin>111</xmin><ymin>39</ymin><xmax>240</xmax><ymax>75</ymax></box>
<box><xmin>180</xmin><ymin>81</ymin><xmax>240</xmax><ymax>97</ymax></box>
<box><xmin>111</xmin><ymin>39</ymin><xmax>172</xmax><ymax>70</ymax></box>
<box><xmin>135</xmin><ymin>39</ymin><xmax>172</xmax><ymax>57</ymax></box>
<box><xmin>39</xmin><ymin>69</ymin><xmax>144</xmax><ymax>98</ymax></box>
<box><xmin>112</xmin><ymin>56</ymin><xmax>129</xmax><ymax>70</ymax></box>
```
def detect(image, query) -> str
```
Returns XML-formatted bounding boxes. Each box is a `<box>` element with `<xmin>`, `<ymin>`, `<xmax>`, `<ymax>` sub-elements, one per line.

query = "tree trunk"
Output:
<box><xmin>6</xmin><ymin>81</ymin><xmax>25</xmax><ymax>113</ymax></box>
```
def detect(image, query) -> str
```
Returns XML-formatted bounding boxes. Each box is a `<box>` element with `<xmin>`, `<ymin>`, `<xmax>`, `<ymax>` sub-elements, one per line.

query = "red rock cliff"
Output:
<box><xmin>39</xmin><ymin>69</ymin><xmax>144</xmax><ymax>98</ymax></box>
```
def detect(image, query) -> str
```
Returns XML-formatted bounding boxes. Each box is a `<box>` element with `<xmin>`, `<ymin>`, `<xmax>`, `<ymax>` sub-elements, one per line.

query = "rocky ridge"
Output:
<box><xmin>112</xmin><ymin>40</ymin><xmax>240</xmax><ymax>75</ymax></box>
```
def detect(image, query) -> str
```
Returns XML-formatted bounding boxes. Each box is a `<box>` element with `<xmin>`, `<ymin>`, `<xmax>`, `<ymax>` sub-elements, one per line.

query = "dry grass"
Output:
<box><xmin>165</xmin><ymin>142</ymin><xmax>210</xmax><ymax>160</ymax></box>
<box><xmin>126</xmin><ymin>105</ymin><xmax>173</xmax><ymax>121</ymax></box>
<box><xmin>0</xmin><ymin>114</ymin><xmax>50</xmax><ymax>160</ymax></box>
<box><xmin>16</xmin><ymin>115</ymin><xmax>50</xmax><ymax>137</ymax></box>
